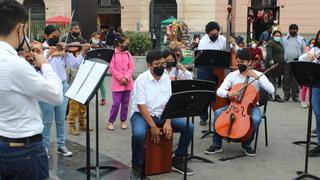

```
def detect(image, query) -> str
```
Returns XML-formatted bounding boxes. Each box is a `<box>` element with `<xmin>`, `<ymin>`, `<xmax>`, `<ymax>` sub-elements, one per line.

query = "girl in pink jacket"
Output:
<box><xmin>108</xmin><ymin>35</ymin><xmax>135</xmax><ymax>130</ymax></box>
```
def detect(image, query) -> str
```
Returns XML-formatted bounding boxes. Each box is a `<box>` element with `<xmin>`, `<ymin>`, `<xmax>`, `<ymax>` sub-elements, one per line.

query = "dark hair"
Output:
<box><xmin>146</xmin><ymin>51</ymin><xmax>163</xmax><ymax>64</ymax></box>
<box><xmin>162</xmin><ymin>49</ymin><xmax>176</xmax><ymax>61</ymax></box>
<box><xmin>205</xmin><ymin>21</ymin><xmax>220</xmax><ymax>34</ymax></box>
<box><xmin>237</xmin><ymin>49</ymin><xmax>252</xmax><ymax>61</ymax></box>
<box><xmin>0</xmin><ymin>0</ymin><xmax>28</xmax><ymax>36</ymax></box>
<box><xmin>308</xmin><ymin>38</ymin><xmax>315</xmax><ymax>46</ymax></box>
<box><xmin>289</xmin><ymin>24</ymin><xmax>299</xmax><ymax>30</ymax></box>
<box><xmin>44</xmin><ymin>25</ymin><xmax>59</xmax><ymax>36</ymax></box>
<box><xmin>113</xmin><ymin>34</ymin><xmax>128</xmax><ymax>47</ymax></box>
<box><xmin>272</xmin><ymin>30</ymin><xmax>282</xmax><ymax>37</ymax></box>
<box><xmin>314</xmin><ymin>30</ymin><xmax>320</xmax><ymax>48</ymax></box>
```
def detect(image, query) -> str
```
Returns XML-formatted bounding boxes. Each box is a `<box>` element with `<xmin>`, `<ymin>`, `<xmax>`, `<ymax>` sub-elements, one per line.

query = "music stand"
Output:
<box><xmin>75</xmin><ymin>51</ymin><xmax>117</xmax><ymax>180</ymax></box>
<box><xmin>290</xmin><ymin>62</ymin><xmax>320</xmax><ymax>180</ymax></box>
<box><xmin>161</xmin><ymin>90</ymin><xmax>216</xmax><ymax>180</ymax></box>
<box><xmin>171</xmin><ymin>80</ymin><xmax>215</xmax><ymax>163</ymax></box>
<box><xmin>194</xmin><ymin>50</ymin><xmax>231</xmax><ymax>139</ymax></box>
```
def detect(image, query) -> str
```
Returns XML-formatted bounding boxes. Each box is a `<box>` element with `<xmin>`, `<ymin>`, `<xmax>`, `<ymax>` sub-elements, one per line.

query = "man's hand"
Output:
<box><xmin>176</xmin><ymin>62</ymin><xmax>186</xmax><ymax>72</ymax></box>
<box><xmin>227</xmin><ymin>90</ymin><xmax>239</xmax><ymax>99</ymax></box>
<box><xmin>248</xmin><ymin>70</ymin><xmax>259</xmax><ymax>79</ymax></box>
<box><xmin>33</xmin><ymin>52</ymin><xmax>48</xmax><ymax>67</ymax></box>
<box><xmin>150</xmin><ymin>126</ymin><xmax>162</xmax><ymax>144</ymax></box>
<box><xmin>163</xmin><ymin>119</ymin><xmax>173</xmax><ymax>140</ymax></box>
<box><xmin>228</xmin><ymin>36</ymin><xmax>236</xmax><ymax>46</ymax></box>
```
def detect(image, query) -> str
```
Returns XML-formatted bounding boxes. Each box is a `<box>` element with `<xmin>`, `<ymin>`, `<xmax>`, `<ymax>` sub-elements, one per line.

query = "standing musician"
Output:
<box><xmin>0</xmin><ymin>1</ymin><xmax>63</xmax><ymax>179</ymax></box>
<box><xmin>205</xmin><ymin>49</ymin><xmax>274</xmax><ymax>156</ymax></box>
<box><xmin>197</xmin><ymin>21</ymin><xmax>238</xmax><ymax>126</ymax></box>
<box><xmin>130</xmin><ymin>51</ymin><xmax>194</xmax><ymax>180</ymax></box>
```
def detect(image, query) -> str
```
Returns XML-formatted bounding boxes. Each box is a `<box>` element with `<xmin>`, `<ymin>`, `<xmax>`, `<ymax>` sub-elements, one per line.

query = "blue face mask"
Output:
<box><xmin>273</xmin><ymin>37</ymin><xmax>281</xmax><ymax>43</ymax></box>
<box><xmin>310</xmin><ymin>44</ymin><xmax>314</xmax><ymax>48</ymax></box>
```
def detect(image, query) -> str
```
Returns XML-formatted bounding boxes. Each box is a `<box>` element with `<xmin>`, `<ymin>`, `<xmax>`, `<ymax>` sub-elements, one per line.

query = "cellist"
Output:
<box><xmin>205</xmin><ymin>49</ymin><xmax>274</xmax><ymax>156</ymax></box>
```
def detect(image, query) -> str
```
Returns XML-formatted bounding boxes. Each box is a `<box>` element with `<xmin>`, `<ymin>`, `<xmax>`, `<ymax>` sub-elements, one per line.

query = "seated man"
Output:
<box><xmin>130</xmin><ymin>51</ymin><xmax>194</xmax><ymax>180</ymax></box>
<box><xmin>205</xmin><ymin>49</ymin><xmax>275</xmax><ymax>156</ymax></box>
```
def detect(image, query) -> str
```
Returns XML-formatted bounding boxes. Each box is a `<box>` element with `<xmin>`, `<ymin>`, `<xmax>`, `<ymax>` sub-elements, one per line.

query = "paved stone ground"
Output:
<box><xmin>49</xmin><ymin>76</ymin><xmax>320</xmax><ymax>180</ymax></box>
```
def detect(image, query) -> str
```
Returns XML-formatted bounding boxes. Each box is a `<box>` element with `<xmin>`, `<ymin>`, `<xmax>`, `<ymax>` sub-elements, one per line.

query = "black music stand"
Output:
<box><xmin>171</xmin><ymin>80</ymin><xmax>215</xmax><ymax>163</ymax></box>
<box><xmin>290</xmin><ymin>62</ymin><xmax>320</xmax><ymax>180</ymax></box>
<box><xmin>194</xmin><ymin>50</ymin><xmax>231</xmax><ymax>139</ymax></box>
<box><xmin>161</xmin><ymin>90</ymin><xmax>216</xmax><ymax>180</ymax></box>
<box><xmin>76</xmin><ymin>53</ymin><xmax>117</xmax><ymax>180</ymax></box>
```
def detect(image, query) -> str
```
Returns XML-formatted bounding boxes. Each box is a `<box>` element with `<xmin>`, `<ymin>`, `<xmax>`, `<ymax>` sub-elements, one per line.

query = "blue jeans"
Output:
<box><xmin>212</xmin><ymin>105</ymin><xmax>262</xmax><ymax>148</ymax></box>
<box><xmin>39</xmin><ymin>80</ymin><xmax>69</xmax><ymax>150</ymax></box>
<box><xmin>130</xmin><ymin>112</ymin><xmax>194</xmax><ymax>166</ymax></box>
<box><xmin>312</xmin><ymin>88</ymin><xmax>320</xmax><ymax>144</ymax></box>
<box><xmin>196</xmin><ymin>67</ymin><xmax>215</xmax><ymax>121</ymax></box>
<box><xmin>0</xmin><ymin>140</ymin><xmax>49</xmax><ymax>180</ymax></box>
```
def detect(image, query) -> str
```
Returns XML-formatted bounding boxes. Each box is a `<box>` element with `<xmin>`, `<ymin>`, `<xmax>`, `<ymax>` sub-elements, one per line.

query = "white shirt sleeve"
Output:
<box><xmin>133</xmin><ymin>77</ymin><xmax>146</xmax><ymax>105</ymax></box>
<box><xmin>256</xmin><ymin>71</ymin><xmax>275</xmax><ymax>94</ymax></box>
<box><xmin>179</xmin><ymin>69</ymin><xmax>193</xmax><ymax>80</ymax></box>
<box><xmin>65</xmin><ymin>53</ymin><xmax>84</xmax><ymax>68</ymax></box>
<box><xmin>198</xmin><ymin>35</ymin><xmax>207</xmax><ymax>50</ymax></box>
<box><xmin>217</xmin><ymin>73</ymin><xmax>233</xmax><ymax>98</ymax></box>
<box><xmin>9</xmin><ymin>60</ymin><xmax>63</xmax><ymax>105</ymax></box>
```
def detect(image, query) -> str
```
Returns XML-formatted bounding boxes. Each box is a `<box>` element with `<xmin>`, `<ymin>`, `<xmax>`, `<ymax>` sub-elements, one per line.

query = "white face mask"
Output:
<box><xmin>91</xmin><ymin>38</ymin><xmax>99</xmax><ymax>44</ymax></box>
<box><xmin>251</xmin><ymin>44</ymin><xmax>257</xmax><ymax>48</ymax></box>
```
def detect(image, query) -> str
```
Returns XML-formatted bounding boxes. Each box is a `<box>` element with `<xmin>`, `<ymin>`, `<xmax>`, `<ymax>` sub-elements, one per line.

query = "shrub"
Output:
<box><xmin>124</xmin><ymin>31</ymin><xmax>152</xmax><ymax>56</ymax></box>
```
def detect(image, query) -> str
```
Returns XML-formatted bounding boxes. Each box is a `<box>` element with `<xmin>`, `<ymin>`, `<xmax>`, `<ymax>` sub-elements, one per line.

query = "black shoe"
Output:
<box><xmin>205</xmin><ymin>145</ymin><xmax>223</xmax><ymax>155</ymax></box>
<box><xmin>130</xmin><ymin>165</ymin><xmax>143</xmax><ymax>180</ymax></box>
<box><xmin>312</xmin><ymin>129</ymin><xmax>317</xmax><ymax>135</ymax></box>
<box><xmin>172</xmin><ymin>156</ymin><xmax>194</xmax><ymax>176</ymax></box>
<box><xmin>284</xmin><ymin>97</ymin><xmax>290</xmax><ymax>102</ymax></box>
<box><xmin>57</xmin><ymin>147</ymin><xmax>72</xmax><ymax>157</ymax></box>
<box><xmin>199</xmin><ymin>120</ymin><xmax>207</xmax><ymax>126</ymax></box>
<box><xmin>292</xmin><ymin>97</ymin><xmax>300</xmax><ymax>103</ymax></box>
<box><xmin>274</xmin><ymin>95</ymin><xmax>284</xmax><ymax>103</ymax></box>
<box><xmin>309</xmin><ymin>145</ymin><xmax>320</xmax><ymax>157</ymax></box>
<box><xmin>242</xmin><ymin>146</ymin><xmax>256</xmax><ymax>157</ymax></box>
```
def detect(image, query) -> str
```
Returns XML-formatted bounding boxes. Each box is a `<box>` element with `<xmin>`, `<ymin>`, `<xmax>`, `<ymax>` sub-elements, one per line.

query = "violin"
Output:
<box><xmin>214</xmin><ymin>64</ymin><xmax>278</xmax><ymax>142</ymax></box>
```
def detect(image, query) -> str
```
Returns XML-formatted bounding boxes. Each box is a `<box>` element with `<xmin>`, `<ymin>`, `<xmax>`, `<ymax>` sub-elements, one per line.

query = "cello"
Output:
<box><xmin>211</xmin><ymin>1</ymin><xmax>237</xmax><ymax>110</ymax></box>
<box><xmin>214</xmin><ymin>64</ymin><xmax>278</xmax><ymax>142</ymax></box>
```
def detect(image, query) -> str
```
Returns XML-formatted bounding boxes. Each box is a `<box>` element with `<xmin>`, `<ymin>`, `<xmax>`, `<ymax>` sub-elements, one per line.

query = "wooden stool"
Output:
<box><xmin>144</xmin><ymin>128</ymin><xmax>173</xmax><ymax>175</ymax></box>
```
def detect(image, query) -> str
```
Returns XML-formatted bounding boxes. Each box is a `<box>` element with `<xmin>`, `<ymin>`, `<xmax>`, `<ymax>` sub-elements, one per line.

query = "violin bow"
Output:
<box><xmin>177</xmin><ymin>50</ymin><xmax>203</xmax><ymax>80</ymax></box>
<box><xmin>63</xmin><ymin>10</ymin><xmax>75</xmax><ymax>48</ymax></box>
<box><xmin>236</xmin><ymin>63</ymin><xmax>279</xmax><ymax>93</ymax></box>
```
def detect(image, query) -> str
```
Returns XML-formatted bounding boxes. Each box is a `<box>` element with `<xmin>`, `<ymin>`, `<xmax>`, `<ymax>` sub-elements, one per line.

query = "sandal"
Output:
<box><xmin>120</xmin><ymin>122</ymin><xmax>127</xmax><ymax>130</ymax></box>
<box><xmin>107</xmin><ymin>123</ymin><xmax>115</xmax><ymax>130</ymax></box>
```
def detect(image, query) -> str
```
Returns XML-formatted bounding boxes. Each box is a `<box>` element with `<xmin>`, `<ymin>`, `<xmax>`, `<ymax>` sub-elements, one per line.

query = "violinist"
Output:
<box><xmin>39</xmin><ymin>25</ymin><xmax>86</xmax><ymax>156</ymax></box>
<box><xmin>0</xmin><ymin>1</ymin><xmax>63</xmax><ymax>179</ymax></box>
<box><xmin>64</xmin><ymin>21</ymin><xmax>86</xmax><ymax>44</ymax></box>
<box><xmin>205</xmin><ymin>49</ymin><xmax>274</xmax><ymax>156</ymax></box>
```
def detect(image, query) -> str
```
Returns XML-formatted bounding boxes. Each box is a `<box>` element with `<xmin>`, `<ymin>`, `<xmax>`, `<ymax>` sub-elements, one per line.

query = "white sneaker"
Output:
<box><xmin>301</xmin><ymin>101</ymin><xmax>308</xmax><ymax>108</ymax></box>
<box><xmin>57</xmin><ymin>147</ymin><xmax>73</xmax><ymax>157</ymax></box>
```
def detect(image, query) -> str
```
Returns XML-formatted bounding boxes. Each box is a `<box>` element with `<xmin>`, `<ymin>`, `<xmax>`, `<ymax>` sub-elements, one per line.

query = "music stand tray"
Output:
<box><xmin>161</xmin><ymin>90</ymin><xmax>215</xmax><ymax>180</ymax></box>
<box><xmin>290</xmin><ymin>62</ymin><xmax>320</xmax><ymax>180</ymax></box>
<box><xmin>85</xmin><ymin>48</ymin><xmax>114</xmax><ymax>64</ymax></box>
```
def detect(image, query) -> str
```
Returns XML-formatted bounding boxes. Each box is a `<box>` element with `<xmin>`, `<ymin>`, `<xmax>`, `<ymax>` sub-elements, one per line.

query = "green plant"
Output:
<box><xmin>124</xmin><ymin>31</ymin><xmax>152</xmax><ymax>56</ymax></box>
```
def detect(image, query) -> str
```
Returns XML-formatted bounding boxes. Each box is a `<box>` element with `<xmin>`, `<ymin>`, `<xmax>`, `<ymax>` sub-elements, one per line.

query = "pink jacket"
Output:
<box><xmin>109</xmin><ymin>48</ymin><xmax>135</xmax><ymax>92</ymax></box>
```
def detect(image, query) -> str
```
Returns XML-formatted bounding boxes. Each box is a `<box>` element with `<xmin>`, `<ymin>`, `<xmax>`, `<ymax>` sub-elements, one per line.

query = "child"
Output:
<box><xmin>108</xmin><ymin>35</ymin><xmax>135</xmax><ymax>130</ymax></box>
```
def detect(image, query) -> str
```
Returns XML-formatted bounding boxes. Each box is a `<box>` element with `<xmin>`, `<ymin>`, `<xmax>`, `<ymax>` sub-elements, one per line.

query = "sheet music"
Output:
<box><xmin>65</xmin><ymin>61</ymin><xmax>108</xmax><ymax>104</ymax></box>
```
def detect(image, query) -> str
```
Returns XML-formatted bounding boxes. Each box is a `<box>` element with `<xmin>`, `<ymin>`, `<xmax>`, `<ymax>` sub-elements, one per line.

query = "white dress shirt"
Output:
<box><xmin>198</xmin><ymin>34</ymin><xmax>238</xmax><ymax>51</ymax></box>
<box><xmin>0</xmin><ymin>41</ymin><xmax>63</xmax><ymax>138</ymax></box>
<box><xmin>165</xmin><ymin>67</ymin><xmax>193</xmax><ymax>80</ymax></box>
<box><xmin>217</xmin><ymin>70</ymin><xmax>275</xmax><ymax>98</ymax></box>
<box><xmin>131</xmin><ymin>69</ymin><xmax>172</xmax><ymax>117</ymax></box>
<box><xmin>299</xmin><ymin>47</ymin><xmax>320</xmax><ymax>64</ymax></box>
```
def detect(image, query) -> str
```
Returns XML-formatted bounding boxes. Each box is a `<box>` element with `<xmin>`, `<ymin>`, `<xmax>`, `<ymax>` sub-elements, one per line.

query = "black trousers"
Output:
<box><xmin>283</xmin><ymin>63</ymin><xmax>299</xmax><ymax>99</ymax></box>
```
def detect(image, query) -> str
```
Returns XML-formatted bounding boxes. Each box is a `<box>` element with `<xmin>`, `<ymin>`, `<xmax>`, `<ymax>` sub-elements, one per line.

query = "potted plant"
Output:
<box><xmin>124</xmin><ymin>31</ymin><xmax>152</xmax><ymax>78</ymax></box>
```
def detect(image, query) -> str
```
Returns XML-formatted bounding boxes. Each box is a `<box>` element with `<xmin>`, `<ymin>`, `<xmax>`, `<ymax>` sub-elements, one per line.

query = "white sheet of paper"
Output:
<box><xmin>65</xmin><ymin>61</ymin><xmax>108</xmax><ymax>104</ymax></box>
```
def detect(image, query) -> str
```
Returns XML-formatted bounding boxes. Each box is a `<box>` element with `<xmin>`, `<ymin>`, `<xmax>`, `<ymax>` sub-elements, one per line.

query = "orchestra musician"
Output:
<box><xmin>130</xmin><ymin>51</ymin><xmax>194</xmax><ymax>180</ymax></box>
<box><xmin>205</xmin><ymin>49</ymin><xmax>274</xmax><ymax>156</ymax></box>
<box><xmin>0</xmin><ymin>1</ymin><xmax>63</xmax><ymax>178</ymax></box>
<box><xmin>197</xmin><ymin>21</ymin><xmax>238</xmax><ymax>126</ymax></box>
<box><xmin>162</xmin><ymin>49</ymin><xmax>193</xmax><ymax>80</ymax></box>
<box><xmin>39</xmin><ymin>25</ymin><xmax>87</xmax><ymax>156</ymax></box>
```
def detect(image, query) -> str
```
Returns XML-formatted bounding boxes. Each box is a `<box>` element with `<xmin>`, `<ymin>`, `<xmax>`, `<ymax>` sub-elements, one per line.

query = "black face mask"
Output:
<box><xmin>238</xmin><ymin>64</ymin><xmax>247</xmax><ymax>73</ymax></box>
<box><xmin>72</xmin><ymin>32</ymin><xmax>80</xmax><ymax>38</ymax></box>
<box><xmin>121</xmin><ymin>45</ymin><xmax>128</xmax><ymax>51</ymax></box>
<box><xmin>153</xmin><ymin>66</ymin><xmax>165</xmax><ymax>76</ymax></box>
<box><xmin>166</xmin><ymin>61</ymin><xmax>176</xmax><ymax>68</ymax></box>
<box><xmin>48</xmin><ymin>37</ymin><xmax>59</xmax><ymax>46</ymax></box>
<box><xmin>209</xmin><ymin>35</ymin><xmax>219</xmax><ymax>42</ymax></box>
<box><xmin>290</xmin><ymin>31</ymin><xmax>297</xmax><ymax>37</ymax></box>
